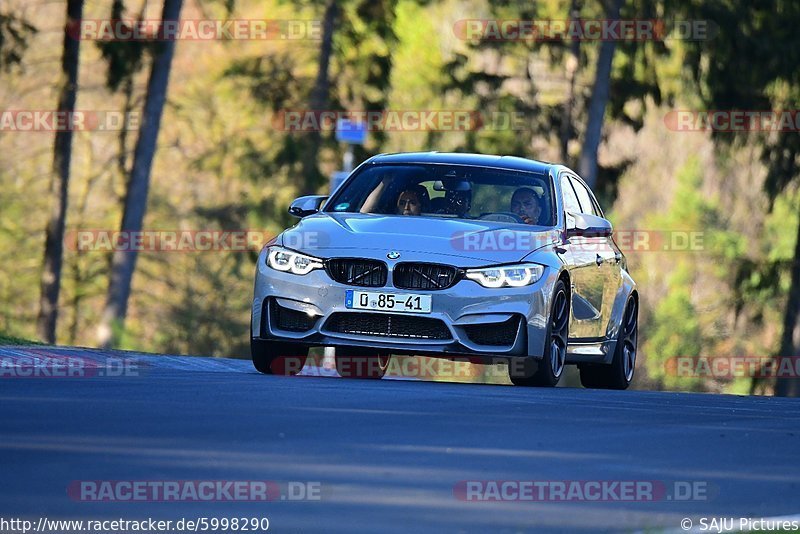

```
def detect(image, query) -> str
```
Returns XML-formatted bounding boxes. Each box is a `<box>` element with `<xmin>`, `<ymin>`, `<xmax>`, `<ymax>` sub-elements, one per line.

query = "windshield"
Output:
<box><xmin>325</xmin><ymin>164</ymin><xmax>555</xmax><ymax>226</ymax></box>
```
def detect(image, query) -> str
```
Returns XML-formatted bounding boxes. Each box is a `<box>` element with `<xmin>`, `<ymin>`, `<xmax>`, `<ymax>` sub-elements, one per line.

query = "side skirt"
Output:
<box><xmin>565</xmin><ymin>337</ymin><xmax>617</xmax><ymax>365</ymax></box>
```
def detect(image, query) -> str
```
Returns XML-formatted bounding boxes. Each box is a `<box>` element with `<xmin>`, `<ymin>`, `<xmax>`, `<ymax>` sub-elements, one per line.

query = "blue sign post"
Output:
<box><xmin>334</xmin><ymin>118</ymin><xmax>367</xmax><ymax>145</ymax></box>
<box><xmin>331</xmin><ymin>118</ymin><xmax>367</xmax><ymax>194</ymax></box>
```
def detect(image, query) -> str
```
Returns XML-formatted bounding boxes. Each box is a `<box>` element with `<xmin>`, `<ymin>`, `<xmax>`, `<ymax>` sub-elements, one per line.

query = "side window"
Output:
<box><xmin>560</xmin><ymin>175</ymin><xmax>581</xmax><ymax>214</ymax></box>
<box><xmin>570</xmin><ymin>177</ymin><xmax>601</xmax><ymax>216</ymax></box>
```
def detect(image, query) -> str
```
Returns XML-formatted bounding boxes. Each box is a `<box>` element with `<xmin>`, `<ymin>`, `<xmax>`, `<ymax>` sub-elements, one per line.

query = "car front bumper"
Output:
<box><xmin>251</xmin><ymin>251</ymin><xmax>558</xmax><ymax>360</ymax></box>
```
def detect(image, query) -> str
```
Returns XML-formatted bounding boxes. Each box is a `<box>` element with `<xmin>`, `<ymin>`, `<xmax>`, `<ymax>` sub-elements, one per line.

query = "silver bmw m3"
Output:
<box><xmin>251</xmin><ymin>152</ymin><xmax>638</xmax><ymax>388</ymax></box>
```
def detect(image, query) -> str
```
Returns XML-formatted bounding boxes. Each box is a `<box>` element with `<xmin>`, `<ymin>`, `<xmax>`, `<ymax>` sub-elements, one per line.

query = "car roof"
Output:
<box><xmin>368</xmin><ymin>152</ymin><xmax>552</xmax><ymax>175</ymax></box>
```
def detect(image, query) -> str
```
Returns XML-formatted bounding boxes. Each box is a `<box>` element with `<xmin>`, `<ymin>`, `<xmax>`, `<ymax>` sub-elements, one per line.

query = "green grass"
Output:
<box><xmin>0</xmin><ymin>332</ymin><xmax>44</xmax><ymax>346</ymax></box>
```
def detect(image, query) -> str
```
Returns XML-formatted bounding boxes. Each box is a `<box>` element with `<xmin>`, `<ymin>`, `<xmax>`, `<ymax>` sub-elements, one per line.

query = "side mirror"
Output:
<box><xmin>288</xmin><ymin>195</ymin><xmax>328</xmax><ymax>218</ymax></box>
<box><xmin>565</xmin><ymin>212</ymin><xmax>613</xmax><ymax>238</ymax></box>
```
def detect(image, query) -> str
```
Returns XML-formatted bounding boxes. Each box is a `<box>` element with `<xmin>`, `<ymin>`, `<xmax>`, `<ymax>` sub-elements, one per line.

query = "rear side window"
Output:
<box><xmin>560</xmin><ymin>175</ymin><xmax>581</xmax><ymax>214</ymax></box>
<box><xmin>569</xmin><ymin>177</ymin><xmax>601</xmax><ymax>217</ymax></box>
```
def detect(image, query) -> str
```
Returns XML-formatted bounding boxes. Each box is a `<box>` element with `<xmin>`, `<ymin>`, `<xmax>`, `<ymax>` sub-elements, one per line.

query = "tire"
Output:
<box><xmin>335</xmin><ymin>346</ymin><xmax>391</xmax><ymax>379</ymax></box>
<box><xmin>251</xmin><ymin>338</ymin><xmax>309</xmax><ymax>375</ymax></box>
<box><xmin>579</xmin><ymin>295</ymin><xmax>638</xmax><ymax>390</ymax></box>
<box><xmin>509</xmin><ymin>279</ymin><xmax>570</xmax><ymax>387</ymax></box>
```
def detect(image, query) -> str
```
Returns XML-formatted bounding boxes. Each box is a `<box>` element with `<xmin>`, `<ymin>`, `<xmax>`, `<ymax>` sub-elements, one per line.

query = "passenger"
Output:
<box><xmin>396</xmin><ymin>185</ymin><xmax>429</xmax><ymax>216</ymax></box>
<box><xmin>510</xmin><ymin>187</ymin><xmax>544</xmax><ymax>225</ymax></box>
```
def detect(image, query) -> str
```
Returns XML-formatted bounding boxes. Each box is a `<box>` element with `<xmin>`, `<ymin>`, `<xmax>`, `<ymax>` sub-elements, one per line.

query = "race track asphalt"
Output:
<box><xmin>1</xmin><ymin>345</ymin><xmax>799</xmax><ymax>533</ymax></box>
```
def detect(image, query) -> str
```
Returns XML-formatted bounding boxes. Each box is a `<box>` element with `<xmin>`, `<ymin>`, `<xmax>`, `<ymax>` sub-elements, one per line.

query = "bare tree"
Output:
<box><xmin>559</xmin><ymin>0</ymin><xmax>581</xmax><ymax>163</ymax></box>
<box><xmin>776</xmin><ymin>223</ymin><xmax>800</xmax><ymax>396</ymax></box>
<box><xmin>36</xmin><ymin>0</ymin><xmax>84</xmax><ymax>343</ymax></box>
<box><xmin>299</xmin><ymin>0</ymin><xmax>339</xmax><ymax>196</ymax></box>
<box><xmin>97</xmin><ymin>0</ymin><xmax>184</xmax><ymax>348</ymax></box>
<box><xmin>578</xmin><ymin>0</ymin><xmax>622</xmax><ymax>188</ymax></box>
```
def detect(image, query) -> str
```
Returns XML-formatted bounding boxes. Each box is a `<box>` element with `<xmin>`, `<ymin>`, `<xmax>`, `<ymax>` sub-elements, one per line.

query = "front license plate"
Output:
<box><xmin>345</xmin><ymin>290</ymin><xmax>432</xmax><ymax>314</ymax></box>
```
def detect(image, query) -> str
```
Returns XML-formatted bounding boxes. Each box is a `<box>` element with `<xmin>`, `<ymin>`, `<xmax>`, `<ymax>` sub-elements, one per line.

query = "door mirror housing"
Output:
<box><xmin>288</xmin><ymin>195</ymin><xmax>328</xmax><ymax>218</ymax></box>
<box><xmin>565</xmin><ymin>212</ymin><xmax>613</xmax><ymax>238</ymax></box>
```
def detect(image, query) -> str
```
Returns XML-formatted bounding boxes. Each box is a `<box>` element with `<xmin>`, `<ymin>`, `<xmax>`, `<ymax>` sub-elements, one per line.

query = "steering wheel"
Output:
<box><xmin>478</xmin><ymin>212</ymin><xmax>525</xmax><ymax>224</ymax></box>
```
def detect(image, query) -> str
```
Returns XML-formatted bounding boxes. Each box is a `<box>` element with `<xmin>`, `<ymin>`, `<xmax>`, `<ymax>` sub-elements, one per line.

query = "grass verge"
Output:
<box><xmin>0</xmin><ymin>333</ymin><xmax>45</xmax><ymax>346</ymax></box>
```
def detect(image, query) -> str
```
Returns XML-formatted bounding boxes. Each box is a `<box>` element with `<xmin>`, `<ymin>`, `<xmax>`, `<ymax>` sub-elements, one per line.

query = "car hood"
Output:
<box><xmin>280</xmin><ymin>212</ymin><xmax>561</xmax><ymax>266</ymax></box>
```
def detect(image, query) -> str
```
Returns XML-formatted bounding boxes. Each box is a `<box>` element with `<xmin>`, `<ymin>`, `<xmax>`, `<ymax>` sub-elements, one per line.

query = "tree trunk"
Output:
<box><xmin>97</xmin><ymin>0</ymin><xmax>183</xmax><ymax>348</ymax></box>
<box><xmin>299</xmin><ymin>0</ymin><xmax>339</xmax><ymax>196</ymax></box>
<box><xmin>559</xmin><ymin>0</ymin><xmax>581</xmax><ymax>163</ymax></box>
<box><xmin>578</xmin><ymin>0</ymin><xmax>622</xmax><ymax>188</ymax></box>
<box><xmin>775</xmin><ymin>219</ymin><xmax>800</xmax><ymax>397</ymax></box>
<box><xmin>36</xmin><ymin>0</ymin><xmax>84</xmax><ymax>343</ymax></box>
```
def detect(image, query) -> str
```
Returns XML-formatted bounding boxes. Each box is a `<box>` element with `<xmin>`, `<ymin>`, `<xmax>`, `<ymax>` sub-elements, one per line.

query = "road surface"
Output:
<box><xmin>1</xmin><ymin>345</ymin><xmax>799</xmax><ymax>533</ymax></box>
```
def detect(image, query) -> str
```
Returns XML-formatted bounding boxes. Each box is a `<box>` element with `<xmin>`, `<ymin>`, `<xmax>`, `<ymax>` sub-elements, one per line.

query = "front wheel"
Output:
<box><xmin>579</xmin><ymin>296</ymin><xmax>638</xmax><ymax>390</ymax></box>
<box><xmin>509</xmin><ymin>279</ymin><xmax>569</xmax><ymax>387</ymax></box>
<box><xmin>335</xmin><ymin>346</ymin><xmax>391</xmax><ymax>379</ymax></box>
<box><xmin>251</xmin><ymin>338</ymin><xmax>309</xmax><ymax>375</ymax></box>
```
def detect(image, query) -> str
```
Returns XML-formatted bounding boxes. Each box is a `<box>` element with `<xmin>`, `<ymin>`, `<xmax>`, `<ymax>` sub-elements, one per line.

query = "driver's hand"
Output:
<box><xmin>521</xmin><ymin>215</ymin><xmax>534</xmax><ymax>224</ymax></box>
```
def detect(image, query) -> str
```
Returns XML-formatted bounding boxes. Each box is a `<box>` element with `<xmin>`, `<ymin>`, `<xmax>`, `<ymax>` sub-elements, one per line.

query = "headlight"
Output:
<box><xmin>266</xmin><ymin>246</ymin><xmax>324</xmax><ymax>275</ymax></box>
<box><xmin>465</xmin><ymin>263</ymin><xmax>544</xmax><ymax>288</ymax></box>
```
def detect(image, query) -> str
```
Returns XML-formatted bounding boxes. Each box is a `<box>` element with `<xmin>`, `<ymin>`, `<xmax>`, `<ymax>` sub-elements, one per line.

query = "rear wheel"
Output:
<box><xmin>335</xmin><ymin>346</ymin><xmax>391</xmax><ymax>379</ymax></box>
<box><xmin>579</xmin><ymin>296</ymin><xmax>638</xmax><ymax>390</ymax></box>
<box><xmin>251</xmin><ymin>338</ymin><xmax>309</xmax><ymax>375</ymax></box>
<box><xmin>509</xmin><ymin>279</ymin><xmax>569</xmax><ymax>387</ymax></box>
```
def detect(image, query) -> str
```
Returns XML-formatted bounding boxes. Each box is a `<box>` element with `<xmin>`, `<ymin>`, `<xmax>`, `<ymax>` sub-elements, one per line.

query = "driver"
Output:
<box><xmin>510</xmin><ymin>187</ymin><xmax>543</xmax><ymax>225</ymax></box>
<box><xmin>396</xmin><ymin>185</ymin><xmax>429</xmax><ymax>216</ymax></box>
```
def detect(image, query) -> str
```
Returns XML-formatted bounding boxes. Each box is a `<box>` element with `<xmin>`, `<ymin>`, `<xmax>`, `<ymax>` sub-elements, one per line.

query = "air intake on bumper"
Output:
<box><xmin>325</xmin><ymin>312</ymin><xmax>452</xmax><ymax>340</ymax></box>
